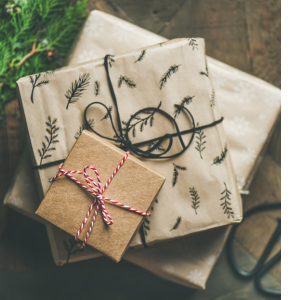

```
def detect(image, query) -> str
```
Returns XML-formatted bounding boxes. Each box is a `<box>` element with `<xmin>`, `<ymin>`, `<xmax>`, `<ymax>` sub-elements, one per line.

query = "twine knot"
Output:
<box><xmin>50</xmin><ymin>151</ymin><xmax>150</xmax><ymax>248</ymax></box>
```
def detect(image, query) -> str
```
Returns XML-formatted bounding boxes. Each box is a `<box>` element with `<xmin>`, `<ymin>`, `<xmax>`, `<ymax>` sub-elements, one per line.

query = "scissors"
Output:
<box><xmin>227</xmin><ymin>201</ymin><xmax>281</xmax><ymax>297</ymax></box>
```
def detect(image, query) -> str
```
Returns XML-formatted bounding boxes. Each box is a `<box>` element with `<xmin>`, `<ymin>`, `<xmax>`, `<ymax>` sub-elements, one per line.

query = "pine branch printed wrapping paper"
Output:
<box><xmin>69</xmin><ymin>11</ymin><xmax>281</xmax><ymax>192</ymax></box>
<box><xmin>17</xmin><ymin>38</ymin><xmax>243</xmax><ymax>249</ymax></box>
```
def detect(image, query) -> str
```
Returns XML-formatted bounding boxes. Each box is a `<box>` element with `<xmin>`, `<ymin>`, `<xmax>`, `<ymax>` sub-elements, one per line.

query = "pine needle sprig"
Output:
<box><xmin>65</xmin><ymin>73</ymin><xmax>90</xmax><ymax>109</ymax></box>
<box><xmin>212</xmin><ymin>144</ymin><xmax>228</xmax><ymax>165</ymax></box>
<box><xmin>74</xmin><ymin>119</ymin><xmax>95</xmax><ymax>139</ymax></box>
<box><xmin>134</xmin><ymin>50</ymin><xmax>146</xmax><ymax>63</ymax></box>
<box><xmin>29</xmin><ymin>74</ymin><xmax>49</xmax><ymax>103</ymax></box>
<box><xmin>38</xmin><ymin>116</ymin><xmax>59</xmax><ymax>165</ymax></box>
<box><xmin>173</xmin><ymin>95</ymin><xmax>194</xmax><ymax>118</ymax></box>
<box><xmin>118</xmin><ymin>76</ymin><xmax>136</xmax><ymax>88</ymax></box>
<box><xmin>122</xmin><ymin>102</ymin><xmax>161</xmax><ymax>137</ymax></box>
<box><xmin>94</xmin><ymin>80</ymin><xmax>100</xmax><ymax>96</ymax></box>
<box><xmin>220</xmin><ymin>182</ymin><xmax>234</xmax><ymax>219</ymax></box>
<box><xmin>159</xmin><ymin>64</ymin><xmax>181</xmax><ymax>90</ymax></box>
<box><xmin>187</xmin><ymin>38</ymin><xmax>198</xmax><ymax>50</ymax></box>
<box><xmin>141</xmin><ymin>199</ymin><xmax>158</xmax><ymax>236</ymax></box>
<box><xmin>172</xmin><ymin>163</ymin><xmax>187</xmax><ymax>187</ymax></box>
<box><xmin>101</xmin><ymin>106</ymin><xmax>113</xmax><ymax>121</ymax></box>
<box><xmin>147</xmin><ymin>141</ymin><xmax>165</xmax><ymax>153</ymax></box>
<box><xmin>106</xmin><ymin>55</ymin><xmax>115</xmax><ymax>67</ymax></box>
<box><xmin>195</xmin><ymin>124</ymin><xmax>206</xmax><ymax>159</ymax></box>
<box><xmin>200</xmin><ymin>71</ymin><xmax>209</xmax><ymax>77</ymax></box>
<box><xmin>170</xmin><ymin>216</ymin><xmax>182</xmax><ymax>231</ymax></box>
<box><xmin>0</xmin><ymin>0</ymin><xmax>88</xmax><ymax>126</ymax></box>
<box><xmin>189</xmin><ymin>187</ymin><xmax>200</xmax><ymax>215</ymax></box>
<box><xmin>63</xmin><ymin>238</ymin><xmax>84</xmax><ymax>264</ymax></box>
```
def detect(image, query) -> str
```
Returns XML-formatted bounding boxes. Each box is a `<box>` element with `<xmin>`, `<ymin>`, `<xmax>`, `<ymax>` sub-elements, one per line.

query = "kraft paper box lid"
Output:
<box><xmin>36</xmin><ymin>130</ymin><xmax>165</xmax><ymax>262</ymax></box>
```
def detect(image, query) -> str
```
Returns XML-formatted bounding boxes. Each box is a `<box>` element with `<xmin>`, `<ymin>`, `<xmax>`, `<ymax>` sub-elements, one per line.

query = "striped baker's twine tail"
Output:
<box><xmin>50</xmin><ymin>151</ymin><xmax>150</xmax><ymax>248</ymax></box>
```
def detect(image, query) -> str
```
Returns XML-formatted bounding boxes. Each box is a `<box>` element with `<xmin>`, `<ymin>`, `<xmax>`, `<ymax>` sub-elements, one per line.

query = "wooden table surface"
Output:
<box><xmin>0</xmin><ymin>1</ymin><xmax>280</xmax><ymax>299</ymax></box>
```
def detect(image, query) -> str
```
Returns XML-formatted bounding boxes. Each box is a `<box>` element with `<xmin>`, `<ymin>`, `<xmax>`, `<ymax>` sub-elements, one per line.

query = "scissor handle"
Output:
<box><xmin>226</xmin><ymin>201</ymin><xmax>281</xmax><ymax>278</ymax></box>
<box><xmin>254</xmin><ymin>249</ymin><xmax>281</xmax><ymax>297</ymax></box>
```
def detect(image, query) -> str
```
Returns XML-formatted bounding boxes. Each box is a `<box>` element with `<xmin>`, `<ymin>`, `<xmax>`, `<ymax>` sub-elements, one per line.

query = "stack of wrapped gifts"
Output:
<box><xmin>4</xmin><ymin>10</ymin><xmax>281</xmax><ymax>289</ymax></box>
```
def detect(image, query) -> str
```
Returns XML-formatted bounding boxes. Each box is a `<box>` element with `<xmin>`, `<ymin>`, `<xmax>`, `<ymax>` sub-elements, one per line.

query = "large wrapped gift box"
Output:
<box><xmin>4</xmin><ymin>10</ymin><xmax>280</xmax><ymax>290</ymax></box>
<box><xmin>17</xmin><ymin>37</ymin><xmax>243</xmax><ymax>249</ymax></box>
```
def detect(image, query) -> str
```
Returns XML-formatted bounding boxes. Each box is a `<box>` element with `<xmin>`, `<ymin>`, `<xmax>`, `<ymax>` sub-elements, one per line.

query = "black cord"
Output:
<box><xmin>226</xmin><ymin>201</ymin><xmax>281</xmax><ymax>297</ymax></box>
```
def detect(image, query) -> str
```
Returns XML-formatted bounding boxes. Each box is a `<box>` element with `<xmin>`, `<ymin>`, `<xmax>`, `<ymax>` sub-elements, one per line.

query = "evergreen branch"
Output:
<box><xmin>38</xmin><ymin>116</ymin><xmax>59</xmax><ymax>165</ymax></box>
<box><xmin>212</xmin><ymin>144</ymin><xmax>228</xmax><ymax>165</ymax></box>
<box><xmin>29</xmin><ymin>73</ymin><xmax>49</xmax><ymax>103</ymax></box>
<box><xmin>173</xmin><ymin>95</ymin><xmax>194</xmax><ymax>118</ymax></box>
<box><xmin>187</xmin><ymin>38</ymin><xmax>198</xmax><ymax>50</ymax></box>
<box><xmin>94</xmin><ymin>80</ymin><xmax>100</xmax><ymax>96</ymax></box>
<box><xmin>63</xmin><ymin>238</ymin><xmax>84</xmax><ymax>264</ymax></box>
<box><xmin>189</xmin><ymin>187</ymin><xmax>200</xmax><ymax>215</ymax></box>
<box><xmin>195</xmin><ymin>125</ymin><xmax>206</xmax><ymax>160</ymax></box>
<box><xmin>107</xmin><ymin>55</ymin><xmax>115</xmax><ymax>67</ymax></box>
<box><xmin>141</xmin><ymin>199</ymin><xmax>158</xmax><ymax>237</ymax></box>
<box><xmin>170</xmin><ymin>216</ymin><xmax>182</xmax><ymax>231</ymax></box>
<box><xmin>74</xmin><ymin>118</ymin><xmax>94</xmax><ymax>139</ymax></box>
<box><xmin>147</xmin><ymin>141</ymin><xmax>165</xmax><ymax>153</ymax></box>
<box><xmin>0</xmin><ymin>0</ymin><xmax>88</xmax><ymax>127</ymax></box>
<box><xmin>159</xmin><ymin>64</ymin><xmax>181</xmax><ymax>90</ymax></box>
<box><xmin>101</xmin><ymin>106</ymin><xmax>112</xmax><ymax>121</ymax></box>
<box><xmin>134</xmin><ymin>50</ymin><xmax>146</xmax><ymax>63</ymax></box>
<box><xmin>118</xmin><ymin>75</ymin><xmax>136</xmax><ymax>88</ymax></box>
<box><xmin>65</xmin><ymin>73</ymin><xmax>90</xmax><ymax>109</ymax></box>
<box><xmin>123</xmin><ymin>102</ymin><xmax>161</xmax><ymax>137</ymax></box>
<box><xmin>172</xmin><ymin>163</ymin><xmax>187</xmax><ymax>187</ymax></box>
<box><xmin>220</xmin><ymin>182</ymin><xmax>234</xmax><ymax>219</ymax></box>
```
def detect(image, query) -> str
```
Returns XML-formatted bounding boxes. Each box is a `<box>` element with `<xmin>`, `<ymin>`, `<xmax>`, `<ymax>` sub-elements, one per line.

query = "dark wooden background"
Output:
<box><xmin>0</xmin><ymin>1</ymin><xmax>280</xmax><ymax>299</ymax></box>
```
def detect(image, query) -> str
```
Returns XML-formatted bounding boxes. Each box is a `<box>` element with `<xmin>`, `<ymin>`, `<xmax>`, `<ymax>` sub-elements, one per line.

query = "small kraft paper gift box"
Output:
<box><xmin>17</xmin><ymin>38</ymin><xmax>243</xmax><ymax>249</ymax></box>
<box><xmin>36</xmin><ymin>130</ymin><xmax>165</xmax><ymax>262</ymax></box>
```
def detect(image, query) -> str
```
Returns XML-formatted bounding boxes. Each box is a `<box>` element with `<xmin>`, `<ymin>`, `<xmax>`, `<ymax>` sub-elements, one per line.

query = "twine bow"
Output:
<box><xmin>50</xmin><ymin>151</ymin><xmax>150</xmax><ymax>248</ymax></box>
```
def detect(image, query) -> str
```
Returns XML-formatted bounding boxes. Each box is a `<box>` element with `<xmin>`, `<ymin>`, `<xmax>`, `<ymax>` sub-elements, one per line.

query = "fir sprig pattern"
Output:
<box><xmin>63</xmin><ymin>238</ymin><xmax>84</xmax><ymax>264</ymax></box>
<box><xmin>187</xmin><ymin>38</ymin><xmax>198</xmax><ymax>50</ymax></box>
<box><xmin>74</xmin><ymin>119</ymin><xmax>95</xmax><ymax>140</ymax></box>
<box><xmin>65</xmin><ymin>73</ymin><xmax>90</xmax><ymax>109</ymax></box>
<box><xmin>134</xmin><ymin>50</ymin><xmax>146</xmax><ymax>63</ymax></box>
<box><xmin>29</xmin><ymin>74</ymin><xmax>49</xmax><ymax>103</ymax></box>
<box><xmin>147</xmin><ymin>141</ymin><xmax>165</xmax><ymax>153</ymax></box>
<box><xmin>107</xmin><ymin>55</ymin><xmax>115</xmax><ymax>67</ymax></box>
<box><xmin>200</xmin><ymin>63</ymin><xmax>209</xmax><ymax>77</ymax></box>
<box><xmin>200</xmin><ymin>70</ymin><xmax>209</xmax><ymax>77</ymax></box>
<box><xmin>195</xmin><ymin>125</ymin><xmax>206</xmax><ymax>159</ymax></box>
<box><xmin>212</xmin><ymin>144</ymin><xmax>228</xmax><ymax>165</ymax></box>
<box><xmin>170</xmin><ymin>216</ymin><xmax>182</xmax><ymax>231</ymax></box>
<box><xmin>220</xmin><ymin>182</ymin><xmax>234</xmax><ymax>218</ymax></box>
<box><xmin>118</xmin><ymin>76</ymin><xmax>136</xmax><ymax>88</ymax></box>
<box><xmin>189</xmin><ymin>187</ymin><xmax>200</xmax><ymax>215</ymax></box>
<box><xmin>210</xmin><ymin>89</ymin><xmax>215</xmax><ymax>108</ymax></box>
<box><xmin>94</xmin><ymin>80</ymin><xmax>100</xmax><ymax>96</ymax></box>
<box><xmin>159</xmin><ymin>64</ymin><xmax>181</xmax><ymax>90</ymax></box>
<box><xmin>141</xmin><ymin>199</ymin><xmax>158</xmax><ymax>236</ymax></box>
<box><xmin>122</xmin><ymin>103</ymin><xmax>161</xmax><ymax>138</ymax></box>
<box><xmin>172</xmin><ymin>163</ymin><xmax>187</xmax><ymax>187</ymax></box>
<box><xmin>38</xmin><ymin>116</ymin><xmax>59</xmax><ymax>165</ymax></box>
<box><xmin>173</xmin><ymin>96</ymin><xmax>194</xmax><ymax>118</ymax></box>
<box><xmin>101</xmin><ymin>106</ymin><xmax>113</xmax><ymax>121</ymax></box>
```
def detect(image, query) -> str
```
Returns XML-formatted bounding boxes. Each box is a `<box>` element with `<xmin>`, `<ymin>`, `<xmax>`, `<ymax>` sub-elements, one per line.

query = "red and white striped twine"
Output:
<box><xmin>50</xmin><ymin>151</ymin><xmax>150</xmax><ymax>248</ymax></box>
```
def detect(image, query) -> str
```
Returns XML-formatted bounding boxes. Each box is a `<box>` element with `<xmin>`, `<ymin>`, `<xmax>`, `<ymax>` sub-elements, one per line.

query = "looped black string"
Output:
<box><xmin>33</xmin><ymin>53</ymin><xmax>224</xmax><ymax>248</ymax></box>
<box><xmin>84</xmin><ymin>55</ymin><xmax>224</xmax><ymax>160</ymax></box>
